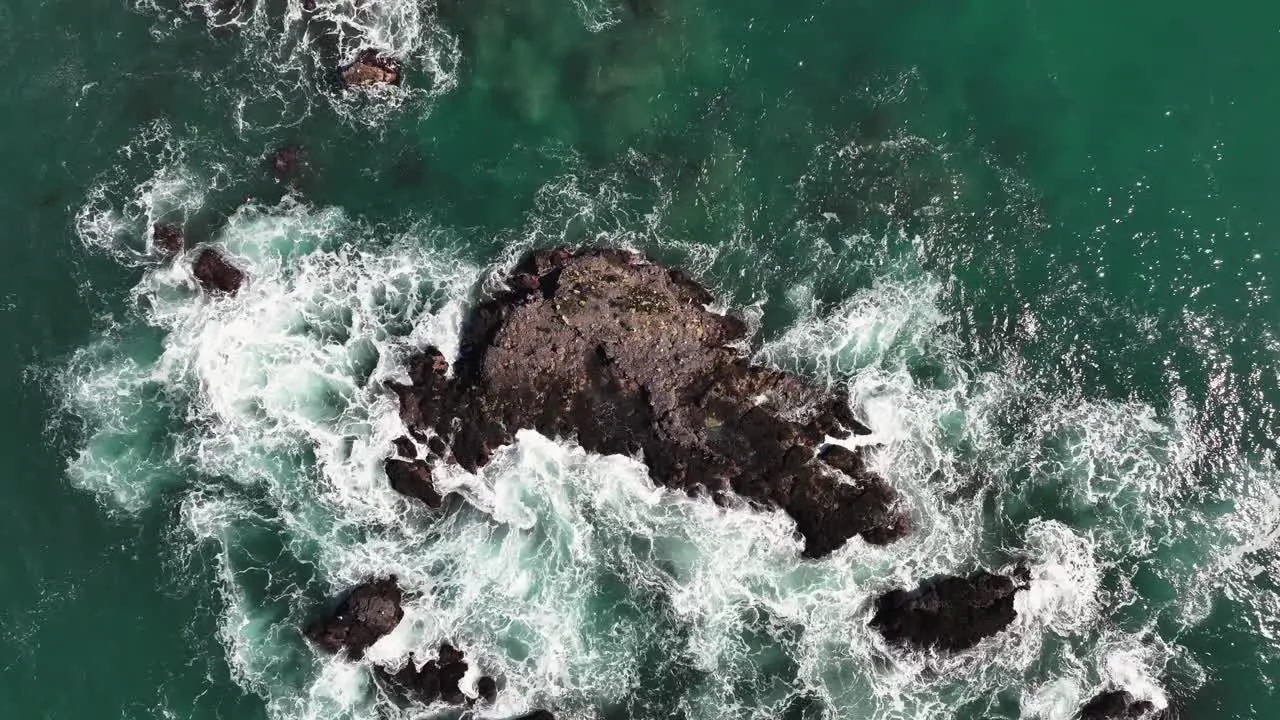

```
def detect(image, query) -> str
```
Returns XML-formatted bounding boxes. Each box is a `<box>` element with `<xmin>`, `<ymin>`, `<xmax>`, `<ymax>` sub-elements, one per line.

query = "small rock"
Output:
<box><xmin>152</xmin><ymin>222</ymin><xmax>185</xmax><ymax>256</ymax></box>
<box><xmin>192</xmin><ymin>249</ymin><xmax>245</xmax><ymax>295</ymax></box>
<box><xmin>305</xmin><ymin>577</ymin><xmax>404</xmax><ymax>659</ymax></box>
<box><xmin>870</xmin><ymin>569</ymin><xmax>1029</xmax><ymax>651</ymax></box>
<box><xmin>1079</xmin><ymin>690</ymin><xmax>1162</xmax><ymax>719</ymax></box>
<box><xmin>385</xmin><ymin>458</ymin><xmax>442</xmax><ymax>508</ymax></box>
<box><xmin>476</xmin><ymin>675</ymin><xmax>498</xmax><ymax>703</ymax></box>
<box><xmin>392</xmin><ymin>436</ymin><xmax>417</xmax><ymax>458</ymax></box>
<box><xmin>340</xmin><ymin>49</ymin><xmax>402</xmax><ymax>88</ymax></box>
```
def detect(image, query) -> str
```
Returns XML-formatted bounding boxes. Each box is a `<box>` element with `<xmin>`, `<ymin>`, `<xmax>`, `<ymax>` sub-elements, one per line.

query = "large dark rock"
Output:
<box><xmin>340</xmin><ymin>49</ymin><xmax>402</xmax><ymax>88</ymax></box>
<box><xmin>1079</xmin><ymin>690</ymin><xmax>1162</xmax><ymax>719</ymax></box>
<box><xmin>386</xmin><ymin>248</ymin><xmax>908</xmax><ymax>558</ymax></box>
<box><xmin>376</xmin><ymin>643</ymin><xmax>496</xmax><ymax>707</ymax></box>
<box><xmin>510</xmin><ymin>713</ymin><xmax>556</xmax><ymax>720</ymax></box>
<box><xmin>192</xmin><ymin>249</ymin><xmax>245</xmax><ymax>295</ymax></box>
<box><xmin>869</xmin><ymin>569</ymin><xmax>1029</xmax><ymax>651</ymax></box>
<box><xmin>305</xmin><ymin>577</ymin><xmax>404</xmax><ymax>659</ymax></box>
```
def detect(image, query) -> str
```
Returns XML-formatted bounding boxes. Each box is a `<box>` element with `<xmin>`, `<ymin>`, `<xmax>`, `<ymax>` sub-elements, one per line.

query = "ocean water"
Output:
<box><xmin>2</xmin><ymin>0</ymin><xmax>1279</xmax><ymax>718</ymax></box>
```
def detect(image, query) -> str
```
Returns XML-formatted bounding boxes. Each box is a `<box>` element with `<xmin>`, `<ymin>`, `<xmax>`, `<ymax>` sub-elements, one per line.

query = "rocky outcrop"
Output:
<box><xmin>1079</xmin><ymin>690</ymin><xmax>1163</xmax><ymax>719</ymax></box>
<box><xmin>385</xmin><ymin>248</ymin><xmax>910</xmax><ymax>558</ymax></box>
<box><xmin>376</xmin><ymin>643</ymin><xmax>496</xmax><ymax>707</ymax></box>
<box><xmin>340</xmin><ymin>49</ymin><xmax>402</xmax><ymax>88</ymax></box>
<box><xmin>305</xmin><ymin>577</ymin><xmax>404</xmax><ymax>659</ymax></box>
<box><xmin>509</xmin><ymin>713</ymin><xmax>556</xmax><ymax>720</ymax></box>
<box><xmin>192</xmin><ymin>249</ymin><xmax>245</xmax><ymax>295</ymax></box>
<box><xmin>869</xmin><ymin>569</ymin><xmax>1029</xmax><ymax>651</ymax></box>
<box><xmin>152</xmin><ymin>222</ymin><xmax>184</xmax><ymax>256</ymax></box>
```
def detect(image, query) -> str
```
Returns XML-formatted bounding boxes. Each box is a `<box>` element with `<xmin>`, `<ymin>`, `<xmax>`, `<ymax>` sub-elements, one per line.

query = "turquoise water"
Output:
<box><xmin>2</xmin><ymin>0</ymin><xmax>1279</xmax><ymax>717</ymax></box>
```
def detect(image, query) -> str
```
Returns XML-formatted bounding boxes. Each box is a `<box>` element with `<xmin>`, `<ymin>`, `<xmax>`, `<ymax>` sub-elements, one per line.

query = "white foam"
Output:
<box><xmin>573</xmin><ymin>0</ymin><xmax>625</xmax><ymax>32</ymax></box>
<box><xmin>1014</xmin><ymin>520</ymin><xmax>1102</xmax><ymax>638</ymax></box>
<box><xmin>73</xmin><ymin>120</ymin><xmax>219</xmax><ymax>262</ymax></box>
<box><xmin>133</xmin><ymin>0</ymin><xmax>460</xmax><ymax>129</ymax></box>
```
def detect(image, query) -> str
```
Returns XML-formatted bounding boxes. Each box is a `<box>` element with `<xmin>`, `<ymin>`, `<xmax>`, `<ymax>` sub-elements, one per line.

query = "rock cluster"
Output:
<box><xmin>290</xmin><ymin>249</ymin><xmax>1082</xmax><ymax>714</ymax></box>
<box><xmin>306</xmin><ymin>578</ymin><xmax>503</xmax><ymax>708</ymax></box>
<box><xmin>384</xmin><ymin>247</ymin><xmax>909</xmax><ymax>558</ymax></box>
<box><xmin>376</xmin><ymin>643</ymin><xmax>492</xmax><ymax>706</ymax></box>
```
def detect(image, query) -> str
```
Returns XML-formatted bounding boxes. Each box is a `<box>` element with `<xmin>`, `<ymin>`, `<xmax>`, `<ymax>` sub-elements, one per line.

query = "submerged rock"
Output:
<box><xmin>386</xmin><ymin>248</ymin><xmax>909</xmax><ymax>558</ymax></box>
<box><xmin>192</xmin><ymin>249</ymin><xmax>245</xmax><ymax>295</ymax></box>
<box><xmin>376</xmin><ymin>643</ymin><xmax>496</xmax><ymax>707</ymax></box>
<box><xmin>510</xmin><ymin>713</ymin><xmax>556</xmax><ymax>720</ymax></box>
<box><xmin>270</xmin><ymin>144</ymin><xmax>309</xmax><ymax>184</ymax></box>
<box><xmin>305</xmin><ymin>577</ymin><xmax>404</xmax><ymax>659</ymax></box>
<box><xmin>869</xmin><ymin>569</ymin><xmax>1029</xmax><ymax>651</ymax></box>
<box><xmin>1079</xmin><ymin>690</ymin><xmax>1163</xmax><ymax>719</ymax></box>
<box><xmin>624</xmin><ymin>0</ymin><xmax>666</xmax><ymax>19</ymax></box>
<box><xmin>340</xmin><ymin>49</ymin><xmax>402</xmax><ymax>88</ymax></box>
<box><xmin>151</xmin><ymin>222</ymin><xmax>185</xmax><ymax>256</ymax></box>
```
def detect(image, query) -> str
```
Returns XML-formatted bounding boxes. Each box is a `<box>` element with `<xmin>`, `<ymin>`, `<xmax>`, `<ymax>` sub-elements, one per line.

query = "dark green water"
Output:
<box><xmin>2</xmin><ymin>1</ymin><xmax>1278</xmax><ymax>718</ymax></box>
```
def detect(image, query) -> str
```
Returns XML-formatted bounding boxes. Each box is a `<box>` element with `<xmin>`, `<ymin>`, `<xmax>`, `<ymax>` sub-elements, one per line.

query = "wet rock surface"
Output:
<box><xmin>869</xmin><ymin>569</ymin><xmax>1029</xmax><ymax>651</ymax></box>
<box><xmin>1079</xmin><ymin>690</ymin><xmax>1163</xmax><ymax>719</ymax></box>
<box><xmin>376</xmin><ymin>643</ymin><xmax>496</xmax><ymax>707</ymax></box>
<box><xmin>340</xmin><ymin>49</ymin><xmax>402</xmax><ymax>88</ymax></box>
<box><xmin>192</xmin><ymin>248</ymin><xmax>245</xmax><ymax>295</ymax></box>
<box><xmin>151</xmin><ymin>222</ymin><xmax>184</xmax><ymax>256</ymax></box>
<box><xmin>386</xmin><ymin>248</ymin><xmax>908</xmax><ymax>558</ymax></box>
<box><xmin>384</xmin><ymin>458</ymin><xmax>442</xmax><ymax>508</ymax></box>
<box><xmin>305</xmin><ymin>577</ymin><xmax>404</xmax><ymax>659</ymax></box>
